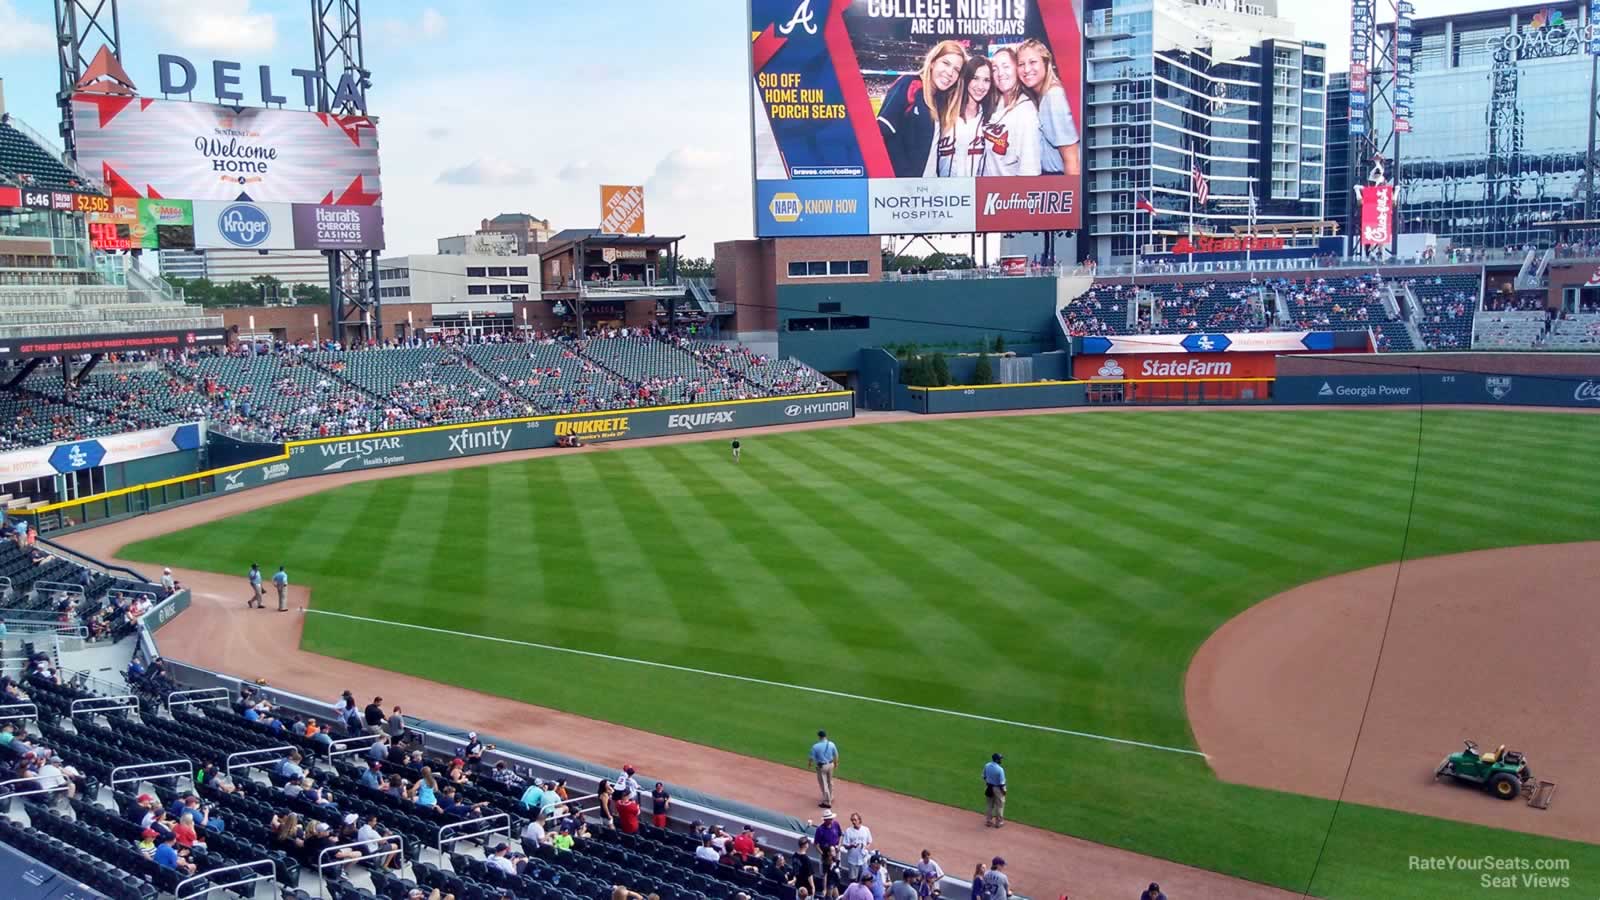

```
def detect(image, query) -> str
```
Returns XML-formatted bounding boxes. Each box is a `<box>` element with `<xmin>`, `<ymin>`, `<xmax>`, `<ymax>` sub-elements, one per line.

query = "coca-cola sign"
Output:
<box><xmin>1360</xmin><ymin>185</ymin><xmax>1395</xmax><ymax>248</ymax></box>
<box><xmin>1574</xmin><ymin>381</ymin><xmax>1600</xmax><ymax>403</ymax></box>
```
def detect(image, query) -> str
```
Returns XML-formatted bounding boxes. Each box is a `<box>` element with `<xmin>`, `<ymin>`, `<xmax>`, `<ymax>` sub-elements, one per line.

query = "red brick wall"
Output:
<box><xmin>772</xmin><ymin>236</ymin><xmax>881</xmax><ymax>286</ymax></box>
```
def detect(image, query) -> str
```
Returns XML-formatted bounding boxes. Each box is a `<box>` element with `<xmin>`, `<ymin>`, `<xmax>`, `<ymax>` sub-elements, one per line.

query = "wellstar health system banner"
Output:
<box><xmin>751</xmin><ymin>0</ymin><xmax>1083</xmax><ymax>237</ymax></box>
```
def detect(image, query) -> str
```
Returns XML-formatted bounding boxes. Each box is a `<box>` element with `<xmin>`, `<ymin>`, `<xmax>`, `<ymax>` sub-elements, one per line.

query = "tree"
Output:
<box><xmin>294</xmin><ymin>283</ymin><xmax>331</xmax><ymax>307</ymax></box>
<box><xmin>973</xmin><ymin>351</ymin><xmax>995</xmax><ymax>385</ymax></box>
<box><xmin>992</xmin><ymin>334</ymin><xmax>1006</xmax><ymax>354</ymax></box>
<box><xmin>678</xmin><ymin>256</ymin><xmax>715</xmax><ymax>278</ymax></box>
<box><xmin>931</xmin><ymin>352</ymin><xmax>951</xmax><ymax>387</ymax></box>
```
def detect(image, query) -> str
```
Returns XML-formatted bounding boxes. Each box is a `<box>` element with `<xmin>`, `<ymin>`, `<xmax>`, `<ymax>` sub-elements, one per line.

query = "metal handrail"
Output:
<box><xmin>225</xmin><ymin>746</ymin><xmax>294</xmax><ymax>775</ymax></box>
<box><xmin>316</xmin><ymin>836</ymin><xmax>409</xmax><ymax>897</ymax></box>
<box><xmin>0</xmin><ymin>775</ymin><xmax>68</xmax><ymax>800</ymax></box>
<box><xmin>168</xmin><ymin>687</ymin><xmax>230</xmax><ymax>710</ymax></box>
<box><xmin>0</xmin><ymin>701</ymin><xmax>38</xmax><ymax>723</ymax></box>
<box><xmin>326</xmin><ymin>732</ymin><xmax>383</xmax><ymax>762</ymax></box>
<box><xmin>33</xmin><ymin>580</ymin><xmax>86</xmax><ymax>600</ymax></box>
<box><xmin>109</xmin><ymin>758</ymin><xmax>192</xmax><ymax>789</ymax></box>
<box><xmin>175</xmin><ymin>858</ymin><xmax>276</xmax><ymax>899</ymax></box>
<box><xmin>69</xmin><ymin>694</ymin><xmax>138</xmax><ymax>718</ymax></box>
<box><xmin>436</xmin><ymin>811</ymin><xmax>511</xmax><ymax>855</ymax></box>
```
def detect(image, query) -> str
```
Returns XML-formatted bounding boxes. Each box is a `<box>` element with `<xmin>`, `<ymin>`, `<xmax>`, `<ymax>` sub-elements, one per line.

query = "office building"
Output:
<box><xmin>157</xmin><ymin>249</ymin><xmax>329</xmax><ymax>286</ymax></box>
<box><xmin>1325</xmin><ymin>71</ymin><xmax>1353</xmax><ymax>234</ymax></box>
<box><xmin>1368</xmin><ymin>2</ymin><xmax>1596</xmax><ymax>247</ymax></box>
<box><xmin>1083</xmin><ymin>0</ymin><xmax>1328</xmax><ymax>262</ymax></box>
<box><xmin>375</xmin><ymin>253</ymin><xmax>541</xmax><ymax>318</ymax></box>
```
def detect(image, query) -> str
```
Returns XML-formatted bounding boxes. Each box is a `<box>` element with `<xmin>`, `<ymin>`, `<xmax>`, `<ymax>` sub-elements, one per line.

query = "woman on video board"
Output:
<box><xmin>1017</xmin><ymin>38</ymin><xmax>1081</xmax><ymax>177</ymax></box>
<box><xmin>979</xmin><ymin>47</ymin><xmax>1041</xmax><ymax>177</ymax></box>
<box><xmin>877</xmin><ymin>40</ymin><xmax>967</xmax><ymax>178</ymax></box>
<box><xmin>937</xmin><ymin>55</ymin><xmax>997</xmax><ymax>177</ymax></box>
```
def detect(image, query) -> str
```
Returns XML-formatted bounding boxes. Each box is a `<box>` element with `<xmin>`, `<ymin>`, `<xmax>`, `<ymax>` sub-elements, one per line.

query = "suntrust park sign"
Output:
<box><xmin>869</xmin><ymin>178</ymin><xmax>975</xmax><ymax>233</ymax></box>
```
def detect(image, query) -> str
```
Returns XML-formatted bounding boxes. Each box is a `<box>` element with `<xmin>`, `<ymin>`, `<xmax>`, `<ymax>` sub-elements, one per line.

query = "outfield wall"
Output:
<box><xmin>1273</xmin><ymin>353</ymin><xmax>1600</xmax><ymax>407</ymax></box>
<box><xmin>27</xmin><ymin>392</ymin><xmax>855</xmax><ymax>532</ymax></box>
<box><xmin>908</xmin><ymin>382</ymin><xmax>1087</xmax><ymax>413</ymax></box>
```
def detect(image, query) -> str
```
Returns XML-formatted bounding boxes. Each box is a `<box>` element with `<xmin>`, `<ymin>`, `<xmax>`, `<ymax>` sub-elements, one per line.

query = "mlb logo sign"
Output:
<box><xmin>1485</xmin><ymin>376</ymin><xmax>1513</xmax><ymax>400</ymax></box>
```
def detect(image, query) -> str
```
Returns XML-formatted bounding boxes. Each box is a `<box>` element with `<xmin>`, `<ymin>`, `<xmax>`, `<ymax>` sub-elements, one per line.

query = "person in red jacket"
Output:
<box><xmin>731</xmin><ymin>824</ymin><xmax>757</xmax><ymax>860</ymax></box>
<box><xmin>615</xmin><ymin>792</ymin><xmax>641</xmax><ymax>834</ymax></box>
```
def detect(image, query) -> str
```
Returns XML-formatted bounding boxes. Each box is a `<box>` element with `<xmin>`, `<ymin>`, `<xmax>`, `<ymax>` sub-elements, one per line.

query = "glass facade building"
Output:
<box><xmin>1083</xmin><ymin>0</ymin><xmax>1327</xmax><ymax>262</ymax></box>
<box><xmin>1325</xmin><ymin>72</ymin><xmax>1352</xmax><ymax>232</ymax></box>
<box><xmin>1369</xmin><ymin>3</ymin><xmax>1596</xmax><ymax>248</ymax></box>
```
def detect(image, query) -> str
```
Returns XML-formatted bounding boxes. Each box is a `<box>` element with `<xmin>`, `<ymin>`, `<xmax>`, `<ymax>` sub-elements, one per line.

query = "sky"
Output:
<box><xmin>0</xmin><ymin>0</ymin><xmax>1540</xmax><ymax>258</ymax></box>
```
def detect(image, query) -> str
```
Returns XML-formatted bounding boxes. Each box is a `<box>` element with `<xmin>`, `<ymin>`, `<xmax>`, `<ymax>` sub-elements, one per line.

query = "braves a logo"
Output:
<box><xmin>779</xmin><ymin>0</ymin><xmax>819</xmax><ymax>35</ymax></box>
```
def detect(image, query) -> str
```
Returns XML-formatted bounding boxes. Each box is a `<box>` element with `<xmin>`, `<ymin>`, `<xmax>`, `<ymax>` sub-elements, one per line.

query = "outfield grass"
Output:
<box><xmin>124</xmin><ymin>410</ymin><xmax>1600</xmax><ymax>898</ymax></box>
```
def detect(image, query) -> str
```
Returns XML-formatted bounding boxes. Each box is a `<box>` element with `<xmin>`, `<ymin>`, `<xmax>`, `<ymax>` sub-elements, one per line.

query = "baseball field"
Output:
<box><xmin>120</xmin><ymin>408</ymin><xmax>1600</xmax><ymax>897</ymax></box>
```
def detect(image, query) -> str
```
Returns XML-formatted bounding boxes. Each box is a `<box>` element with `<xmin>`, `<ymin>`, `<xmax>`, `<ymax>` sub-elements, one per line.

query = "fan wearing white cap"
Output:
<box><xmin>160</xmin><ymin>568</ymin><xmax>175</xmax><ymax>595</ymax></box>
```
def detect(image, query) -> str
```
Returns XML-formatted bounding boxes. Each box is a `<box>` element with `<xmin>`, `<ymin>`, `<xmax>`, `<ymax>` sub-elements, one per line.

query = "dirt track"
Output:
<box><xmin>57</xmin><ymin>404</ymin><xmax>1599</xmax><ymax>898</ymax></box>
<box><xmin>1187</xmin><ymin>543</ymin><xmax>1600</xmax><ymax>843</ymax></box>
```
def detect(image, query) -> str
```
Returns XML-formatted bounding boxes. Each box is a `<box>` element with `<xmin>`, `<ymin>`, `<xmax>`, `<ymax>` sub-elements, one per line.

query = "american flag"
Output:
<box><xmin>1191</xmin><ymin>160</ymin><xmax>1210</xmax><ymax>207</ymax></box>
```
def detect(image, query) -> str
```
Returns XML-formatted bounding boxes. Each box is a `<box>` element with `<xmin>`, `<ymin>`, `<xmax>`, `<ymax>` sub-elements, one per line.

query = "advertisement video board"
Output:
<box><xmin>750</xmin><ymin>0</ymin><xmax>1083</xmax><ymax>236</ymax></box>
<box><xmin>71</xmin><ymin>94</ymin><xmax>383</xmax><ymax>206</ymax></box>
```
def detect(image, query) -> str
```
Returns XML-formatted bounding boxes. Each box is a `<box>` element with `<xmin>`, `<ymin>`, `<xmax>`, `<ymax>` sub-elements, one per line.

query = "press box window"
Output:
<box><xmin>509</xmin><ymin>266</ymin><xmax>529</xmax><ymax>276</ymax></box>
<box><xmin>488</xmin><ymin>267</ymin><xmax>508</xmax><ymax>277</ymax></box>
<box><xmin>466</xmin><ymin>267</ymin><xmax>487</xmax><ymax>277</ymax></box>
<box><xmin>489</xmin><ymin>284</ymin><xmax>510</xmax><ymax>295</ymax></box>
<box><xmin>467</xmin><ymin>285</ymin><xmax>489</xmax><ymax>295</ymax></box>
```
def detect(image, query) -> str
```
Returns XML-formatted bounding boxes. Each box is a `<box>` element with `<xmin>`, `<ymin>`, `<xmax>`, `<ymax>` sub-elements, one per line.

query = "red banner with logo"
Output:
<box><xmin>1360</xmin><ymin>185</ymin><xmax>1395</xmax><ymax>248</ymax></box>
<box><xmin>0</xmin><ymin>187</ymin><xmax>20</xmax><ymax>208</ymax></box>
<box><xmin>974</xmin><ymin>176</ymin><xmax>1078</xmax><ymax>231</ymax></box>
<box><xmin>1073</xmin><ymin>353</ymin><xmax>1282</xmax><ymax>381</ymax></box>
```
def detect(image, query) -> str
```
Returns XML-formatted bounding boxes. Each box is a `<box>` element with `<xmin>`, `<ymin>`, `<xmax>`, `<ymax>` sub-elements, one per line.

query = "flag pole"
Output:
<box><xmin>1187</xmin><ymin>144</ymin><xmax>1196</xmax><ymax>267</ymax></box>
<box><xmin>1246</xmin><ymin>188</ymin><xmax>1255</xmax><ymax>273</ymax></box>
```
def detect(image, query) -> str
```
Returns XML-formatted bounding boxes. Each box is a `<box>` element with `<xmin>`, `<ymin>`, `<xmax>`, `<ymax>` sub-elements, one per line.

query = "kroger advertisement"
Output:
<box><xmin>751</xmin><ymin>0</ymin><xmax>1084</xmax><ymax>236</ymax></box>
<box><xmin>71</xmin><ymin>94</ymin><xmax>383</xmax><ymax>206</ymax></box>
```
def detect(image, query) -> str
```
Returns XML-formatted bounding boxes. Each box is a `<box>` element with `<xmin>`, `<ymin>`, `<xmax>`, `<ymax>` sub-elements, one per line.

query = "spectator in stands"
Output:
<box><xmin>366</xmin><ymin>734</ymin><xmax>390</xmax><ymax>764</ymax></box>
<box><xmin>490</xmin><ymin>761</ymin><xmax>524</xmax><ymax>789</ymax></box>
<box><xmin>521</xmin><ymin>810</ymin><xmax>549</xmax><ymax>851</ymax></box>
<box><xmin>595</xmin><ymin>779</ymin><xmax>616</xmax><ymax>827</ymax></box>
<box><xmin>650</xmin><ymin>781</ymin><xmax>671</xmax><ymax>828</ymax></box>
<box><xmin>410</xmin><ymin>766</ymin><xmax>441</xmax><ymax>810</ymax></box>
<box><xmin>866</xmin><ymin>857</ymin><xmax>890</xmax><ymax>900</ymax></box>
<box><xmin>278</xmin><ymin>751</ymin><xmax>305</xmax><ymax>781</ymax></box>
<box><xmin>135</xmin><ymin>828</ymin><xmax>158</xmax><ymax>858</ymax></box>
<box><xmin>889</xmin><ymin>869</ymin><xmax>919</xmax><ymax>900</ymax></box>
<box><xmin>1140</xmin><ymin>884</ymin><xmax>1166</xmax><ymax>900</ymax></box>
<box><xmin>463</xmin><ymin>731</ymin><xmax>488</xmax><ymax>764</ymax></box>
<box><xmin>615</xmin><ymin>764</ymin><xmax>641</xmax><ymax>801</ymax></box>
<box><xmin>439</xmin><ymin>785</ymin><xmax>489</xmax><ymax>819</ymax></box>
<box><xmin>842</xmin><ymin>813</ymin><xmax>874</xmax><ymax>881</ymax></box>
<box><xmin>550</xmin><ymin>821</ymin><xmax>576</xmax><ymax>852</ymax></box>
<box><xmin>732</xmin><ymin>824</ymin><xmax>758</xmax><ymax>859</ymax></box>
<box><xmin>173</xmin><ymin>812</ymin><xmax>204</xmax><ymax>852</ymax></box>
<box><xmin>616</xmin><ymin>789</ymin><xmax>642</xmax><ymax>834</ymax></box>
<box><xmin>844</xmin><ymin>873</ymin><xmax>875</xmax><ymax>900</ymax></box>
<box><xmin>364</xmin><ymin>696</ymin><xmax>386</xmax><ymax>733</ymax></box>
<box><xmin>814</xmin><ymin>810</ymin><xmax>842</xmax><ymax>868</ymax></box>
<box><xmin>695</xmin><ymin>837</ymin><xmax>721</xmax><ymax>865</ymax></box>
<box><xmin>153</xmin><ymin>832</ymin><xmax>195</xmax><ymax>875</ymax></box>
<box><xmin>360</xmin><ymin>760</ymin><xmax>384</xmax><ymax>789</ymax></box>
<box><xmin>916</xmin><ymin>850</ymin><xmax>944</xmax><ymax>897</ymax></box>
<box><xmin>161</xmin><ymin>567</ymin><xmax>175</xmax><ymax>594</ymax></box>
<box><xmin>386</xmin><ymin>705</ymin><xmax>407</xmax><ymax>746</ymax></box>
<box><xmin>981</xmin><ymin>858</ymin><xmax>1010</xmax><ymax>900</ymax></box>
<box><xmin>446</xmin><ymin>756</ymin><xmax>470</xmax><ymax>784</ymax></box>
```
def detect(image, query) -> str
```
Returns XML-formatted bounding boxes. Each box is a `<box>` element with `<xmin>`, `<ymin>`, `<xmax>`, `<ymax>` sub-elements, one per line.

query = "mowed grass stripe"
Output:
<box><xmin>124</xmin><ymin>411</ymin><xmax>1600</xmax><ymax>900</ymax></box>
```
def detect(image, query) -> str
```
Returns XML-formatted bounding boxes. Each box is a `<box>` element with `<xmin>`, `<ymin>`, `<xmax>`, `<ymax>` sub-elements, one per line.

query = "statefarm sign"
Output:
<box><xmin>1073</xmin><ymin>353</ymin><xmax>1281</xmax><ymax>381</ymax></box>
<box><xmin>1169</xmin><ymin>235</ymin><xmax>1287</xmax><ymax>255</ymax></box>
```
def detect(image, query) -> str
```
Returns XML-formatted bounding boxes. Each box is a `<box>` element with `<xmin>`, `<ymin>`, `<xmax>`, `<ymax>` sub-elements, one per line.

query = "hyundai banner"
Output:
<box><xmin>72</xmin><ymin>94</ymin><xmax>382</xmax><ymax>205</ymax></box>
<box><xmin>194</xmin><ymin>200</ymin><xmax>295</xmax><ymax>250</ymax></box>
<box><xmin>750</xmin><ymin>0</ymin><xmax>1083</xmax><ymax>236</ymax></box>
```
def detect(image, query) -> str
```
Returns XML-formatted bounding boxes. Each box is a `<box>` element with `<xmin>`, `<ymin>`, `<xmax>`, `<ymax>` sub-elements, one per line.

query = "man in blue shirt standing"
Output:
<box><xmin>809</xmin><ymin>729</ymin><xmax>839</xmax><ymax>809</ymax></box>
<box><xmin>273</xmin><ymin>566</ymin><xmax>289</xmax><ymax>612</ymax></box>
<box><xmin>982</xmin><ymin>753</ymin><xmax>1006</xmax><ymax>828</ymax></box>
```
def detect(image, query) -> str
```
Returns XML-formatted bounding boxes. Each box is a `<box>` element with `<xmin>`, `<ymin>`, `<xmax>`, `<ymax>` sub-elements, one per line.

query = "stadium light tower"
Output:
<box><xmin>52</xmin><ymin>0</ymin><xmax>122</xmax><ymax>157</ymax></box>
<box><xmin>312</xmin><ymin>0</ymin><xmax>379</xmax><ymax>344</ymax></box>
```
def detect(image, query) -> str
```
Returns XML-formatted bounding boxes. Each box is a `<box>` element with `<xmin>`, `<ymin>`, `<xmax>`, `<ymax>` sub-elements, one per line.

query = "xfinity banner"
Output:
<box><xmin>283</xmin><ymin>393</ymin><xmax>856</xmax><ymax>478</ymax></box>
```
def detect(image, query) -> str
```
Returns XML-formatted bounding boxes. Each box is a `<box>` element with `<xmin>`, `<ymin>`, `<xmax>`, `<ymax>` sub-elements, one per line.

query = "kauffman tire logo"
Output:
<box><xmin>217</xmin><ymin>203</ymin><xmax>271</xmax><ymax>248</ymax></box>
<box><xmin>448</xmin><ymin>427</ymin><xmax>512</xmax><ymax>455</ymax></box>
<box><xmin>1575</xmin><ymin>381</ymin><xmax>1600</xmax><ymax>402</ymax></box>
<box><xmin>668</xmin><ymin>411</ymin><xmax>736</xmax><ymax>430</ymax></box>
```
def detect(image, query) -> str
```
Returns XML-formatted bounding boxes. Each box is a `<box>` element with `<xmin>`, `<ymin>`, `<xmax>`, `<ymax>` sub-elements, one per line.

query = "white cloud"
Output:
<box><xmin>134</xmin><ymin>0</ymin><xmax>278</xmax><ymax>53</ymax></box>
<box><xmin>380</xmin><ymin>7</ymin><xmax>448</xmax><ymax>44</ymax></box>
<box><xmin>0</xmin><ymin>0</ymin><xmax>52</xmax><ymax>53</ymax></box>
<box><xmin>558</xmin><ymin>161</ymin><xmax>596</xmax><ymax>182</ymax></box>
<box><xmin>436</xmin><ymin>158</ymin><xmax>538</xmax><ymax>186</ymax></box>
